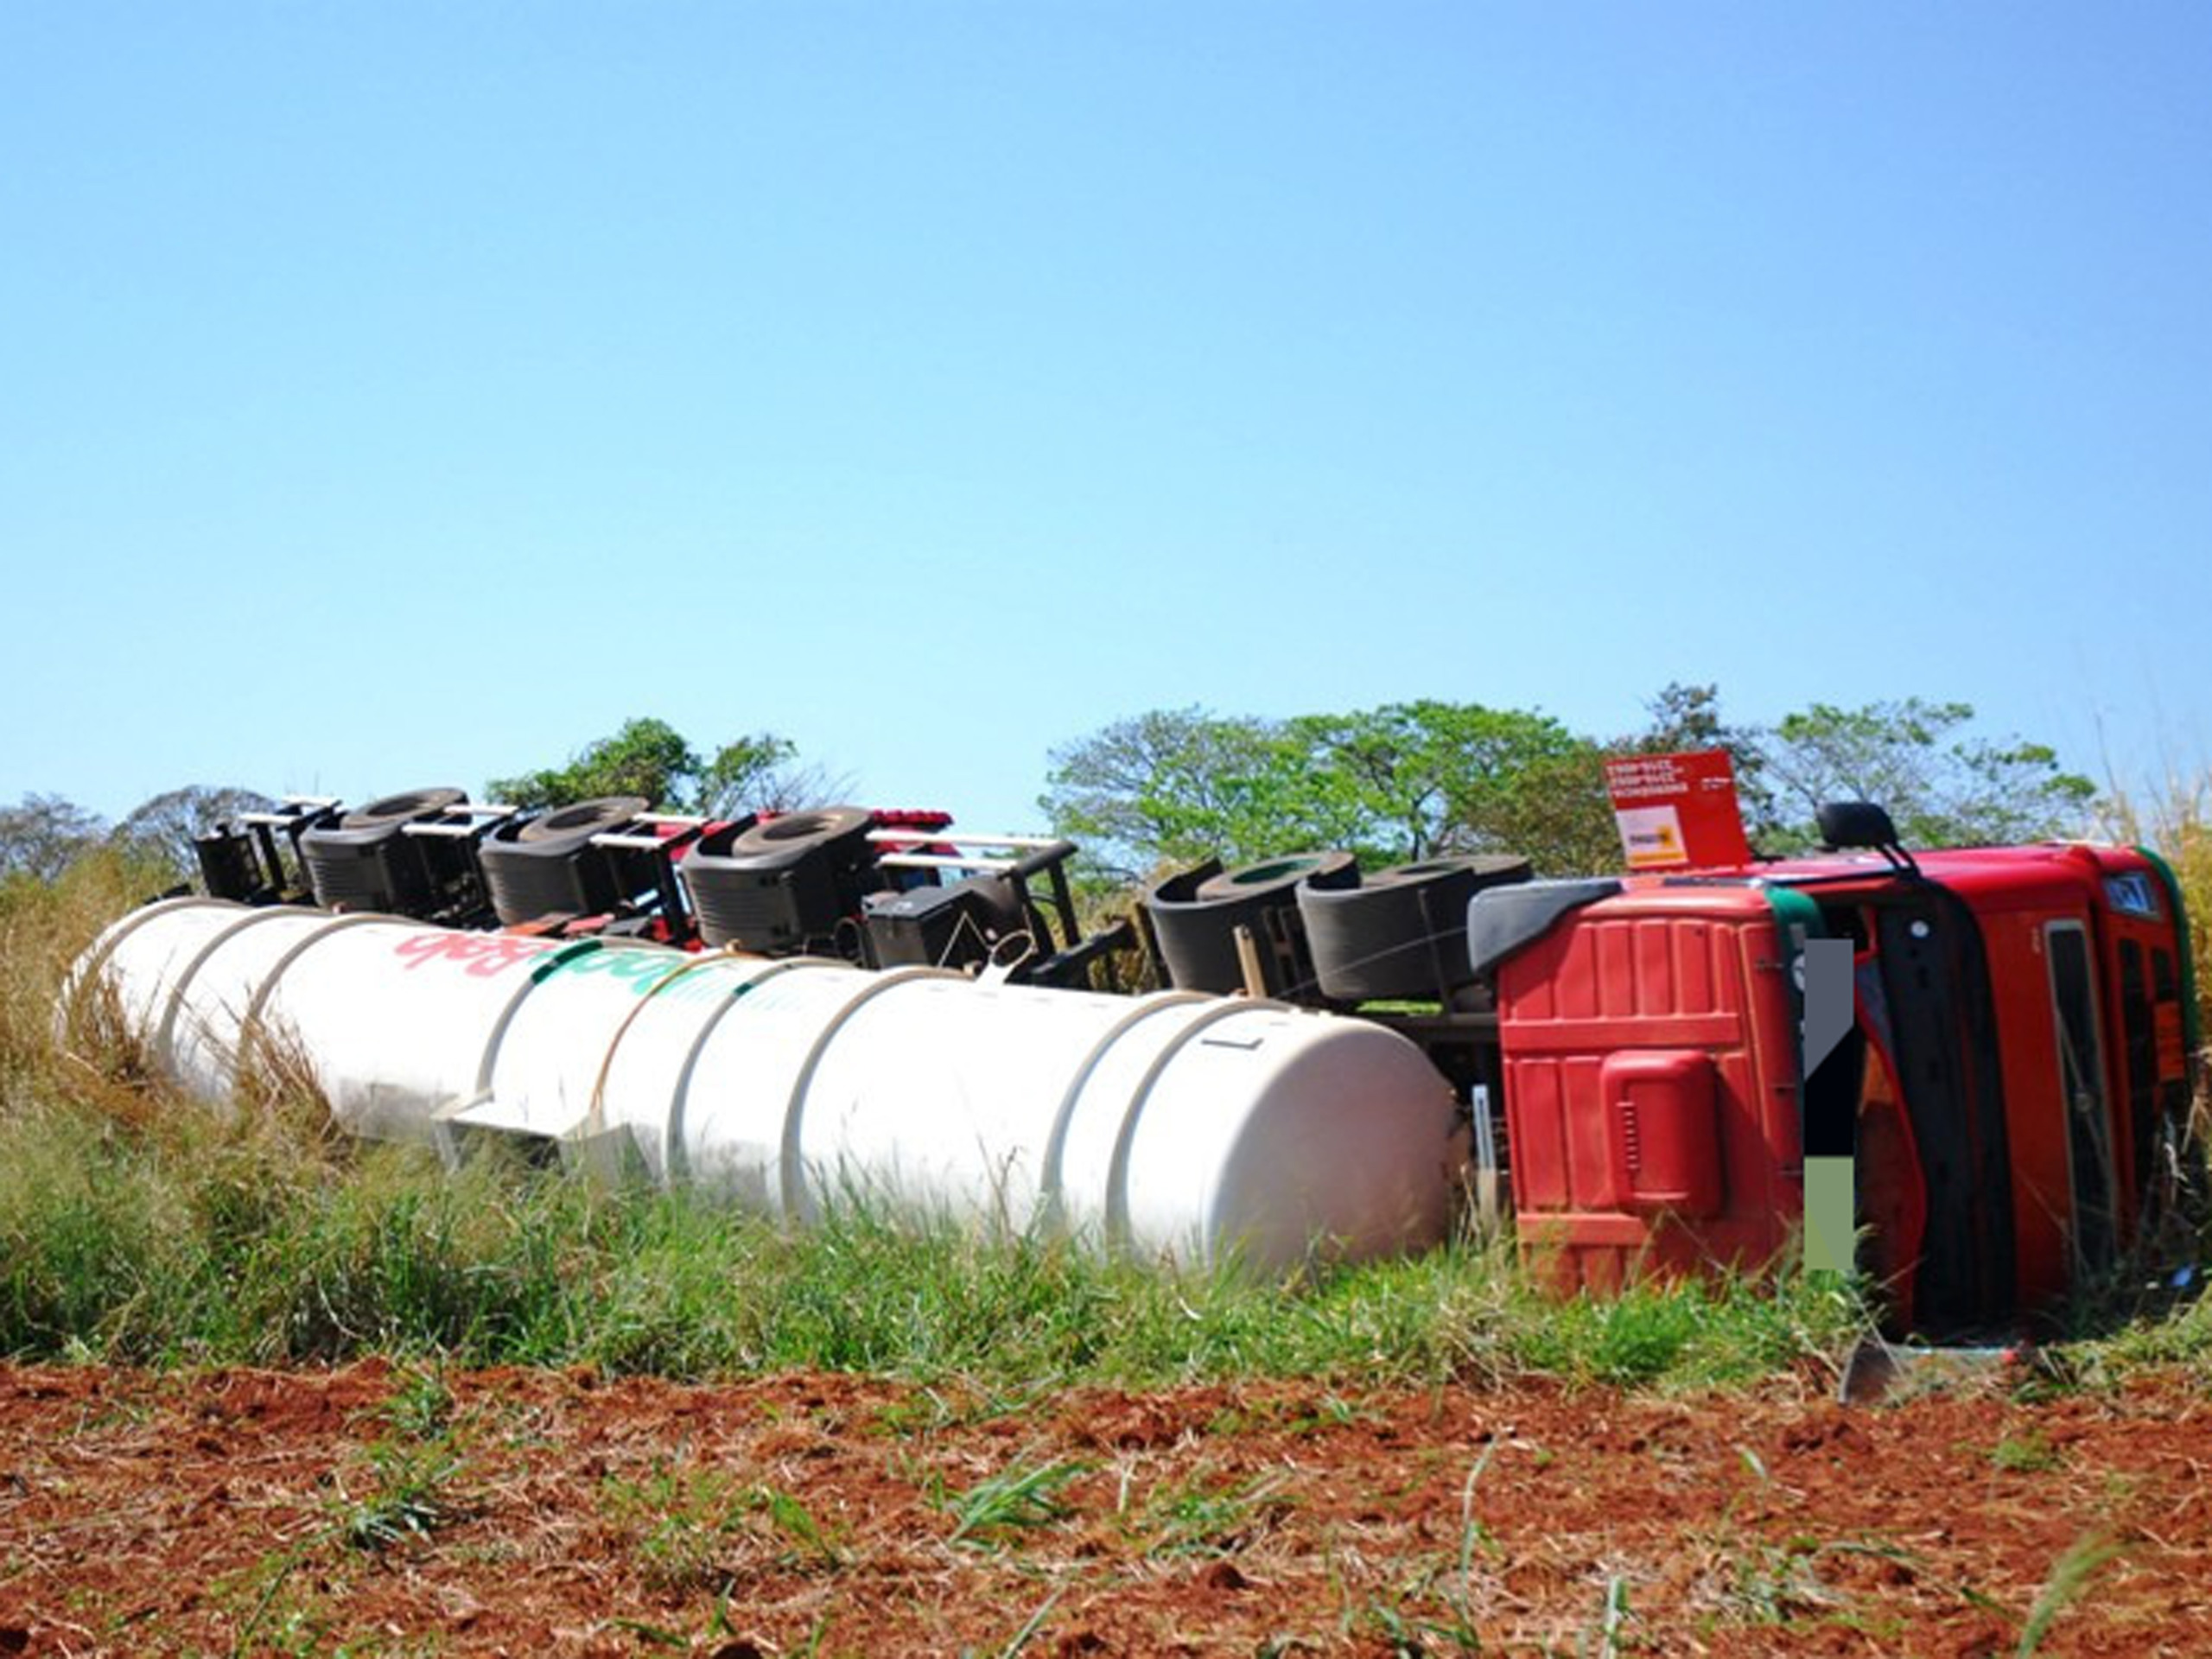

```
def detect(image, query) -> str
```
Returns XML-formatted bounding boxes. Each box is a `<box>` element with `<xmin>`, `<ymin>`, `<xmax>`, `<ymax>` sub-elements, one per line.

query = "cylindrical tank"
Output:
<box><xmin>64</xmin><ymin>899</ymin><xmax>1462</xmax><ymax>1272</ymax></box>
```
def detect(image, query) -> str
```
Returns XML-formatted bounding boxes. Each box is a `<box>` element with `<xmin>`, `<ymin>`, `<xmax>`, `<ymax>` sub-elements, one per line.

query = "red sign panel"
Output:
<box><xmin>1604</xmin><ymin>750</ymin><xmax>1755</xmax><ymax>872</ymax></box>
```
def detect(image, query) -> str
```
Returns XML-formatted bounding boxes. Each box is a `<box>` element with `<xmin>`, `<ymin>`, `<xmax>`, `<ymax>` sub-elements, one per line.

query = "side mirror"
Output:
<box><xmin>1815</xmin><ymin>800</ymin><xmax>1901</xmax><ymax>852</ymax></box>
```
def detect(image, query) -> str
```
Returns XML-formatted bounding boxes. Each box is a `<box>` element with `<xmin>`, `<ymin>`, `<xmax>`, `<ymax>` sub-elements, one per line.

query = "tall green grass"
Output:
<box><xmin>2062</xmin><ymin>756</ymin><xmax>2212</xmax><ymax>1369</ymax></box>
<box><xmin>2101</xmin><ymin>765</ymin><xmax>2212</xmax><ymax>1050</ymax></box>
<box><xmin>0</xmin><ymin>1099</ymin><xmax>1868</xmax><ymax>1388</ymax></box>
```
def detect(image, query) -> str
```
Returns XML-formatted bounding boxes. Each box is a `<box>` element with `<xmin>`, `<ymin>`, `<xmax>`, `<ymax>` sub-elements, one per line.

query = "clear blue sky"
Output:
<box><xmin>4</xmin><ymin>3</ymin><xmax>2207</xmax><ymax>834</ymax></box>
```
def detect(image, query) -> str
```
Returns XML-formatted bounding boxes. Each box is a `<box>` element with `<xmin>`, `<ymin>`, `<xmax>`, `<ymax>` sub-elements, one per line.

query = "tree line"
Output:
<box><xmin>1036</xmin><ymin>683</ymin><xmax>2098</xmax><ymax>880</ymax></box>
<box><xmin>0</xmin><ymin>688</ymin><xmax>2097</xmax><ymax>890</ymax></box>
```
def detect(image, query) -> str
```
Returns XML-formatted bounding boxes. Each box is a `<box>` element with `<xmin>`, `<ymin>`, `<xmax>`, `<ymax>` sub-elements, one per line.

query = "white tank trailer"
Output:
<box><xmin>60</xmin><ymin>898</ymin><xmax>1465</xmax><ymax>1273</ymax></box>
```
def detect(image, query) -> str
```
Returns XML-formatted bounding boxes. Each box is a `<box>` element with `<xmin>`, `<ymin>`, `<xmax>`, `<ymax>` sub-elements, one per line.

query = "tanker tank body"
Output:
<box><xmin>62</xmin><ymin>899</ymin><xmax>1465</xmax><ymax>1274</ymax></box>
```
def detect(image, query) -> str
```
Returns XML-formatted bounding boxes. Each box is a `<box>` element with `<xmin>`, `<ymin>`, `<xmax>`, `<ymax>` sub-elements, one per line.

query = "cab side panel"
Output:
<box><xmin>1498</xmin><ymin>894</ymin><xmax>1802</xmax><ymax>1294</ymax></box>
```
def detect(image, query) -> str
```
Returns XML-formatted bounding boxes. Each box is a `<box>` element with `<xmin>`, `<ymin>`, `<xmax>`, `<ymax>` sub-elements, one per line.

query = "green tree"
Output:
<box><xmin>1637</xmin><ymin>681</ymin><xmax>1734</xmax><ymax>752</ymax></box>
<box><xmin>1615</xmin><ymin>681</ymin><xmax>1782</xmax><ymax>851</ymax></box>
<box><xmin>1460</xmin><ymin>741</ymin><xmax>1622</xmax><ymax>875</ymax></box>
<box><xmin>1041</xmin><ymin>700</ymin><xmax>1591</xmax><ymax>877</ymax></box>
<box><xmin>1286</xmin><ymin>701</ymin><xmax>1589</xmax><ymax>862</ymax></box>
<box><xmin>1752</xmin><ymin>697</ymin><xmax>2095</xmax><ymax>850</ymax></box>
<box><xmin>488</xmin><ymin>718</ymin><xmax>819</xmax><ymax>817</ymax></box>
<box><xmin>0</xmin><ymin>793</ymin><xmax>105</xmax><ymax>883</ymax></box>
<box><xmin>111</xmin><ymin>785</ymin><xmax>274</xmax><ymax>879</ymax></box>
<box><xmin>1039</xmin><ymin>707</ymin><xmax>1291</xmax><ymax>878</ymax></box>
<box><xmin>699</xmin><ymin>733</ymin><xmax>806</xmax><ymax>817</ymax></box>
<box><xmin>1601</xmin><ymin>686</ymin><xmax>2093</xmax><ymax>855</ymax></box>
<box><xmin>489</xmin><ymin>717</ymin><xmax>702</xmax><ymax>810</ymax></box>
<box><xmin>1041</xmin><ymin>688</ymin><xmax>2096</xmax><ymax>884</ymax></box>
<box><xmin>1439</xmin><ymin>685</ymin><xmax>1767</xmax><ymax>877</ymax></box>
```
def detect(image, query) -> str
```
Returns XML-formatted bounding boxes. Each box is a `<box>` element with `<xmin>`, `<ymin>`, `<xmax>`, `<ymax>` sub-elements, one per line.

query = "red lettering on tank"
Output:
<box><xmin>392</xmin><ymin>933</ymin><xmax>554</xmax><ymax>977</ymax></box>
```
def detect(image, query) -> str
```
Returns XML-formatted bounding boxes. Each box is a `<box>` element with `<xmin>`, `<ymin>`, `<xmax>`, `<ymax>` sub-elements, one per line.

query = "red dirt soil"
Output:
<box><xmin>3</xmin><ymin>1360</ymin><xmax>2209</xmax><ymax>1656</ymax></box>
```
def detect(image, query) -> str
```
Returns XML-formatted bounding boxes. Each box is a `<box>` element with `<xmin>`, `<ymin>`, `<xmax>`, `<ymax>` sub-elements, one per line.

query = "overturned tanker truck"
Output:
<box><xmin>64</xmin><ymin>767</ymin><xmax>2202</xmax><ymax>1331</ymax></box>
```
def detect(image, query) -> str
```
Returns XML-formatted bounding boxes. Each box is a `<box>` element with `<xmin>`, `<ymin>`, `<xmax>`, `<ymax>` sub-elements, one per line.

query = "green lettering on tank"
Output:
<box><xmin>529</xmin><ymin>941</ymin><xmax>751</xmax><ymax>1002</ymax></box>
<box><xmin>529</xmin><ymin>939</ymin><xmax>609</xmax><ymax>985</ymax></box>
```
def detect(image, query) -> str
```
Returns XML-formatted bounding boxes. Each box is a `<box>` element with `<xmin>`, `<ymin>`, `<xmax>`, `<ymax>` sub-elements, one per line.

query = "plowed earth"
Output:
<box><xmin>2</xmin><ymin>1362</ymin><xmax>2209</xmax><ymax>1656</ymax></box>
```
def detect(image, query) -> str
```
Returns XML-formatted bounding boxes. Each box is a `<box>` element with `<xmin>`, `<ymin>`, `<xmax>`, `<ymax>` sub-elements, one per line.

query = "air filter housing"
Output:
<box><xmin>681</xmin><ymin>807</ymin><xmax>879</xmax><ymax>955</ymax></box>
<box><xmin>298</xmin><ymin>788</ymin><xmax>468</xmax><ymax>916</ymax></box>
<box><xmin>478</xmin><ymin>796</ymin><xmax>648</xmax><ymax>925</ymax></box>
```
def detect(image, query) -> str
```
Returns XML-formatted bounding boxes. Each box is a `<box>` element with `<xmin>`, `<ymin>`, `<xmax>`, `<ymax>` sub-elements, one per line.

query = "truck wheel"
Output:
<box><xmin>1146</xmin><ymin>852</ymin><xmax>1353</xmax><ymax>999</ymax></box>
<box><xmin>517</xmin><ymin>796</ymin><xmax>651</xmax><ymax>845</ymax></box>
<box><xmin>1300</xmin><ymin>855</ymin><xmax>1531</xmax><ymax>1001</ymax></box>
<box><xmin>338</xmin><ymin>787</ymin><xmax>467</xmax><ymax>832</ymax></box>
<box><xmin>728</xmin><ymin>806</ymin><xmax>875</xmax><ymax>861</ymax></box>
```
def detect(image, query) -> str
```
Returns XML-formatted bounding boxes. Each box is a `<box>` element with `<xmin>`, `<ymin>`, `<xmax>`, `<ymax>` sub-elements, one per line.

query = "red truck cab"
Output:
<box><xmin>1481</xmin><ymin>841</ymin><xmax>2199</xmax><ymax>1332</ymax></box>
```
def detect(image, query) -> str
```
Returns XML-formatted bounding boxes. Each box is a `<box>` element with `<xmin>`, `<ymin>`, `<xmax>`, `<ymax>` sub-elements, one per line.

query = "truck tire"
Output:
<box><xmin>1146</xmin><ymin>852</ymin><xmax>1355</xmax><ymax>999</ymax></box>
<box><xmin>1300</xmin><ymin>854</ymin><xmax>1531</xmax><ymax>1001</ymax></box>
<box><xmin>683</xmin><ymin>807</ymin><xmax>879</xmax><ymax>953</ymax></box>
<box><xmin>517</xmin><ymin>796</ymin><xmax>651</xmax><ymax>846</ymax></box>
<box><xmin>338</xmin><ymin>787</ymin><xmax>467</xmax><ymax>832</ymax></box>
<box><xmin>727</xmin><ymin>806</ymin><xmax>875</xmax><ymax>865</ymax></box>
